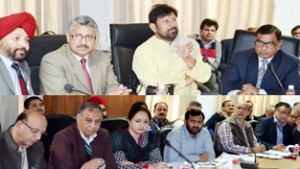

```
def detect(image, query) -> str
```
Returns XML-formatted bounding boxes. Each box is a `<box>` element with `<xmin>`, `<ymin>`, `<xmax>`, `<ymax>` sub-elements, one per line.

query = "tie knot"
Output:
<box><xmin>81</xmin><ymin>59</ymin><xmax>87</xmax><ymax>65</ymax></box>
<box><xmin>12</xmin><ymin>63</ymin><xmax>20</xmax><ymax>70</ymax></box>
<box><xmin>262</xmin><ymin>59</ymin><xmax>268</xmax><ymax>65</ymax></box>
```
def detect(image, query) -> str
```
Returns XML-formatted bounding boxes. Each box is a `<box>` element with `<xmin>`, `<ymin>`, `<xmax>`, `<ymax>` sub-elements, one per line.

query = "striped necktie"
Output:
<box><xmin>84</xmin><ymin>141</ymin><xmax>92</xmax><ymax>160</ymax></box>
<box><xmin>256</xmin><ymin>59</ymin><xmax>268</xmax><ymax>88</ymax></box>
<box><xmin>12</xmin><ymin>63</ymin><xmax>28</xmax><ymax>95</ymax></box>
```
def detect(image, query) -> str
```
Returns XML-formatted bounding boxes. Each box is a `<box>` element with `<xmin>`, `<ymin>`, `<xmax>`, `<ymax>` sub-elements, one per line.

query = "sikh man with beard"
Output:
<box><xmin>133</xmin><ymin>4</ymin><xmax>211</xmax><ymax>95</ymax></box>
<box><xmin>164</xmin><ymin>109</ymin><xmax>215</xmax><ymax>163</ymax></box>
<box><xmin>0</xmin><ymin>12</ymin><xmax>36</xmax><ymax>95</ymax></box>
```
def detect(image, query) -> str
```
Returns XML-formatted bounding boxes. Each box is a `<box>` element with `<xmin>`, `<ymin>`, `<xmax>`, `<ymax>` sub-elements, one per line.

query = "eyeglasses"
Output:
<box><xmin>289</xmin><ymin>115</ymin><xmax>299</xmax><ymax>120</ymax></box>
<box><xmin>254</xmin><ymin>40</ymin><xmax>277</xmax><ymax>49</ymax></box>
<box><xmin>157</xmin><ymin>108</ymin><xmax>167</xmax><ymax>112</ymax></box>
<box><xmin>22</xmin><ymin>120</ymin><xmax>47</xmax><ymax>136</ymax></box>
<box><xmin>236</xmin><ymin>106</ymin><xmax>248</xmax><ymax>111</ymax></box>
<box><xmin>278</xmin><ymin>111</ymin><xmax>289</xmax><ymax>116</ymax></box>
<box><xmin>71</xmin><ymin>34</ymin><xmax>96</xmax><ymax>42</ymax></box>
<box><xmin>160</xmin><ymin>17</ymin><xmax>177</xmax><ymax>25</ymax></box>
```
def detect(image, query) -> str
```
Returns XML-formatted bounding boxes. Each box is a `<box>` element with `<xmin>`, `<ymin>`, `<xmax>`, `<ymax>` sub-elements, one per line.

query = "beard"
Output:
<box><xmin>186</xmin><ymin>124</ymin><xmax>201</xmax><ymax>135</ymax></box>
<box><xmin>0</xmin><ymin>44</ymin><xmax>28</xmax><ymax>62</ymax></box>
<box><xmin>157</xmin><ymin>27</ymin><xmax>178</xmax><ymax>42</ymax></box>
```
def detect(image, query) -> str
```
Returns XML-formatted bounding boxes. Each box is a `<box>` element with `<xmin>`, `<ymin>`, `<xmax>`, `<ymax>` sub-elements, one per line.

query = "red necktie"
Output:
<box><xmin>80</xmin><ymin>59</ymin><xmax>94</xmax><ymax>94</ymax></box>
<box><xmin>12</xmin><ymin>63</ymin><xmax>28</xmax><ymax>95</ymax></box>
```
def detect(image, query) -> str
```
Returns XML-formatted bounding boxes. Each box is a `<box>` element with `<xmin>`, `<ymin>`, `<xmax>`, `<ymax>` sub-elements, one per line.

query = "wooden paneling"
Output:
<box><xmin>43</xmin><ymin>96</ymin><xmax>145</xmax><ymax>117</ymax></box>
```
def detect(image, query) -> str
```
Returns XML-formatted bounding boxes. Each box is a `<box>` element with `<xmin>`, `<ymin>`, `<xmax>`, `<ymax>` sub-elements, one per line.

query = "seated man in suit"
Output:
<box><xmin>255</xmin><ymin>102</ymin><xmax>294</xmax><ymax>150</ymax></box>
<box><xmin>24</xmin><ymin>96</ymin><xmax>44</xmax><ymax>114</ymax></box>
<box><xmin>164</xmin><ymin>109</ymin><xmax>215</xmax><ymax>162</ymax></box>
<box><xmin>133</xmin><ymin>4</ymin><xmax>211</xmax><ymax>95</ymax></box>
<box><xmin>215</xmin><ymin>101</ymin><xmax>265</xmax><ymax>155</ymax></box>
<box><xmin>0</xmin><ymin>12</ymin><xmax>37</xmax><ymax>95</ymax></box>
<box><xmin>39</xmin><ymin>15</ymin><xmax>131</xmax><ymax>95</ymax></box>
<box><xmin>0</xmin><ymin>110</ymin><xmax>48</xmax><ymax>169</ymax></box>
<box><xmin>48</xmin><ymin>102</ymin><xmax>117</xmax><ymax>169</ymax></box>
<box><xmin>222</xmin><ymin>24</ymin><xmax>300</xmax><ymax>95</ymax></box>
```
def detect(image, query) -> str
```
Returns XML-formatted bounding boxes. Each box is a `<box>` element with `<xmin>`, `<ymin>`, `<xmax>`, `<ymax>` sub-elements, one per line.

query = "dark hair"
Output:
<box><xmin>200</xmin><ymin>18</ymin><xmax>219</xmax><ymax>30</ymax></box>
<box><xmin>15</xmin><ymin>111</ymin><xmax>28</xmax><ymax>122</ymax></box>
<box><xmin>255</xmin><ymin>24</ymin><xmax>282</xmax><ymax>41</ymax></box>
<box><xmin>154</xmin><ymin>102</ymin><xmax>168</xmax><ymax>109</ymax></box>
<box><xmin>77</xmin><ymin>102</ymin><xmax>102</xmax><ymax>115</ymax></box>
<box><xmin>188</xmin><ymin>101</ymin><xmax>202</xmax><ymax>109</ymax></box>
<box><xmin>294</xmin><ymin>102</ymin><xmax>300</xmax><ymax>107</ymax></box>
<box><xmin>131</xmin><ymin>101</ymin><xmax>148</xmax><ymax>109</ymax></box>
<box><xmin>246</xmin><ymin>100</ymin><xmax>253</xmax><ymax>106</ymax></box>
<box><xmin>275</xmin><ymin>102</ymin><xmax>291</xmax><ymax>111</ymax></box>
<box><xmin>128</xmin><ymin>105</ymin><xmax>151</xmax><ymax>121</ymax></box>
<box><xmin>24</xmin><ymin>96</ymin><xmax>43</xmax><ymax>109</ymax></box>
<box><xmin>185</xmin><ymin>109</ymin><xmax>205</xmax><ymax>121</ymax></box>
<box><xmin>291</xmin><ymin>25</ymin><xmax>300</xmax><ymax>35</ymax></box>
<box><xmin>221</xmin><ymin>100</ymin><xmax>232</xmax><ymax>107</ymax></box>
<box><xmin>149</xmin><ymin>4</ymin><xmax>177</xmax><ymax>24</ymax></box>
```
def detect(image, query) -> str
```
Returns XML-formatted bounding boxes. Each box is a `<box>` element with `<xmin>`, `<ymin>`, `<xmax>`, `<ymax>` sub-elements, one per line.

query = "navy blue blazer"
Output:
<box><xmin>221</xmin><ymin>48</ymin><xmax>300</xmax><ymax>95</ymax></box>
<box><xmin>254</xmin><ymin>116</ymin><xmax>293</xmax><ymax>150</ymax></box>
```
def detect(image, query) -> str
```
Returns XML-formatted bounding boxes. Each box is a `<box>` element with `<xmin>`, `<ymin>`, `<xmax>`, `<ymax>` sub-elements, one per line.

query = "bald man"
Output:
<box><xmin>0</xmin><ymin>12</ymin><xmax>37</xmax><ymax>95</ymax></box>
<box><xmin>0</xmin><ymin>110</ymin><xmax>48</xmax><ymax>169</ymax></box>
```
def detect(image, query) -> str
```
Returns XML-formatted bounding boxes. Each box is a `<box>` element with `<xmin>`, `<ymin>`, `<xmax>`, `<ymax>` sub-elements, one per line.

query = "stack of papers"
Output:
<box><xmin>256</xmin><ymin>150</ymin><xmax>292</xmax><ymax>159</ymax></box>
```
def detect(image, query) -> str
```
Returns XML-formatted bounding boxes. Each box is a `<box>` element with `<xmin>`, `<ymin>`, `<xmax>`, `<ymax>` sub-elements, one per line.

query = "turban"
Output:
<box><xmin>87</xmin><ymin>96</ymin><xmax>107</xmax><ymax>108</ymax></box>
<box><xmin>0</xmin><ymin>12</ymin><xmax>37</xmax><ymax>40</ymax></box>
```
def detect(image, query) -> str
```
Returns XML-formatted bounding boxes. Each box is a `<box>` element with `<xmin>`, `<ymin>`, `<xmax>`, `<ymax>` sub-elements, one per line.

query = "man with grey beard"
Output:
<box><xmin>0</xmin><ymin>12</ymin><xmax>36</xmax><ymax>95</ymax></box>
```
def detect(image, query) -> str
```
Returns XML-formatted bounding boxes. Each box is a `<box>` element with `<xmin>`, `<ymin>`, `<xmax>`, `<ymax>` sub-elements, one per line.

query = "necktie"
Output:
<box><xmin>256</xmin><ymin>59</ymin><xmax>268</xmax><ymax>88</ymax></box>
<box><xmin>84</xmin><ymin>141</ymin><xmax>92</xmax><ymax>160</ymax></box>
<box><xmin>80</xmin><ymin>59</ymin><xmax>94</xmax><ymax>94</ymax></box>
<box><xmin>19</xmin><ymin>146</ymin><xmax>28</xmax><ymax>169</ymax></box>
<box><xmin>12</xmin><ymin>63</ymin><xmax>28</xmax><ymax>95</ymax></box>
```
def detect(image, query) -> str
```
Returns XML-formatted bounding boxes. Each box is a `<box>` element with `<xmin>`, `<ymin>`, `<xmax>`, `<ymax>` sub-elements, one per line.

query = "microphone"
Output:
<box><xmin>165</xmin><ymin>140</ymin><xmax>195</xmax><ymax>169</ymax></box>
<box><xmin>64</xmin><ymin>84</ymin><xmax>91</xmax><ymax>95</ymax></box>
<box><xmin>202</xmin><ymin>58</ymin><xmax>223</xmax><ymax>94</ymax></box>
<box><xmin>267</xmin><ymin>63</ymin><xmax>284</xmax><ymax>95</ymax></box>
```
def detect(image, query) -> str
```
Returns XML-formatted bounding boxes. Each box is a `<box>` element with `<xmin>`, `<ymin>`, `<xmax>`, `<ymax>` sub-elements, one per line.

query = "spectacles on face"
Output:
<box><xmin>21</xmin><ymin>120</ymin><xmax>47</xmax><ymax>136</ymax></box>
<box><xmin>236</xmin><ymin>106</ymin><xmax>248</xmax><ymax>112</ymax></box>
<box><xmin>160</xmin><ymin>17</ymin><xmax>177</xmax><ymax>25</ymax></box>
<box><xmin>278</xmin><ymin>111</ymin><xmax>289</xmax><ymax>117</ymax></box>
<box><xmin>71</xmin><ymin>34</ymin><xmax>96</xmax><ymax>42</ymax></box>
<box><xmin>290</xmin><ymin>115</ymin><xmax>299</xmax><ymax>120</ymax></box>
<box><xmin>157</xmin><ymin>108</ymin><xmax>167</xmax><ymax>112</ymax></box>
<box><xmin>254</xmin><ymin>40</ymin><xmax>277</xmax><ymax>49</ymax></box>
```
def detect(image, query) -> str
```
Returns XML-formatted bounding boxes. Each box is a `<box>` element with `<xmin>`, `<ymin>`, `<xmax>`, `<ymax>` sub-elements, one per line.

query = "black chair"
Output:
<box><xmin>27</xmin><ymin>35</ymin><xmax>67</xmax><ymax>94</ymax></box>
<box><xmin>227</xmin><ymin>29</ymin><xmax>300</xmax><ymax>68</ymax></box>
<box><xmin>219</xmin><ymin>38</ymin><xmax>233</xmax><ymax>73</ymax></box>
<box><xmin>101</xmin><ymin>117</ymin><xmax>128</xmax><ymax>134</ymax></box>
<box><xmin>156</xmin><ymin>127</ymin><xmax>172</xmax><ymax>157</ymax></box>
<box><xmin>249</xmin><ymin>120</ymin><xmax>258</xmax><ymax>131</ymax></box>
<box><xmin>41</xmin><ymin>114</ymin><xmax>76</xmax><ymax>162</ymax></box>
<box><xmin>110</xmin><ymin>24</ymin><xmax>154</xmax><ymax>93</ymax></box>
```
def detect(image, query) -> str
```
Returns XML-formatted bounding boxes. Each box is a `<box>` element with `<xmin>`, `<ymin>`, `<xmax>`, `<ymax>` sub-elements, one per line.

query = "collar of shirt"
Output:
<box><xmin>258</xmin><ymin>56</ymin><xmax>273</xmax><ymax>69</ymax></box>
<box><xmin>71</xmin><ymin>52</ymin><xmax>90</xmax><ymax>72</ymax></box>
<box><xmin>273</xmin><ymin>116</ymin><xmax>286</xmax><ymax>128</ymax></box>
<box><xmin>0</xmin><ymin>54</ymin><xmax>14</xmax><ymax>69</ymax></box>
<box><xmin>79</xmin><ymin>131</ymin><xmax>97</xmax><ymax>145</ymax></box>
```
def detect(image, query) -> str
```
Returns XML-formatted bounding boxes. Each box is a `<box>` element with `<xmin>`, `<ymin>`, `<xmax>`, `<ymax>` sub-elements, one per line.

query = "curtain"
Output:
<box><xmin>0</xmin><ymin>0</ymin><xmax>79</xmax><ymax>35</ymax></box>
<box><xmin>114</xmin><ymin>0</ymin><xmax>275</xmax><ymax>40</ymax></box>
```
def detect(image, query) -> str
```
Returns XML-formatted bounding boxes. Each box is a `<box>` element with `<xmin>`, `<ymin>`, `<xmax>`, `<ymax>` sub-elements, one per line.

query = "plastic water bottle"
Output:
<box><xmin>292</xmin><ymin>144</ymin><xmax>299</xmax><ymax>160</ymax></box>
<box><xmin>286</xmin><ymin>85</ymin><xmax>296</xmax><ymax>95</ymax></box>
<box><xmin>231</xmin><ymin>159</ymin><xmax>242</xmax><ymax>169</ymax></box>
<box><xmin>156</xmin><ymin>85</ymin><xmax>168</xmax><ymax>95</ymax></box>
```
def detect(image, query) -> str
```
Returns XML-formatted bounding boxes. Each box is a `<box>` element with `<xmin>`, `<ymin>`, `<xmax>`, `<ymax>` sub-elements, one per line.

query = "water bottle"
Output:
<box><xmin>231</xmin><ymin>159</ymin><xmax>242</xmax><ymax>169</ymax></box>
<box><xmin>286</xmin><ymin>85</ymin><xmax>296</xmax><ymax>95</ymax></box>
<box><xmin>156</xmin><ymin>84</ymin><xmax>168</xmax><ymax>95</ymax></box>
<box><xmin>292</xmin><ymin>144</ymin><xmax>299</xmax><ymax>160</ymax></box>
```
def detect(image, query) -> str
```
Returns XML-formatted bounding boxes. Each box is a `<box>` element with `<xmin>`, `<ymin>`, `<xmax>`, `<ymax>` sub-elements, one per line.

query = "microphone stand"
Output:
<box><xmin>267</xmin><ymin>63</ymin><xmax>285</xmax><ymax>95</ymax></box>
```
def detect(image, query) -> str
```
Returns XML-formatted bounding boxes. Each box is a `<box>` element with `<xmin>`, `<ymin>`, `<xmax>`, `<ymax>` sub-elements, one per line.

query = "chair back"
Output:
<box><xmin>219</xmin><ymin>38</ymin><xmax>233</xmax><ymax>73</ymax></box>
<box><xmin>249</xmin><ymin>120</ymin><xmax>258</xmax><ymax>130</ymax></box>
<box><xmin>157</xmin><ymin>127</ymin><xmax>173</xmax><ymax>157</ymax></box>
<box><xmin>27</xmin><ymin>35</ymin><xmax>67</xmax><ymax>94</ymax></box>
<box><xmin>41</xmin><ymin>114</ymin><xmax>76</xmax><ymax>162</ymax></box>
<box><xmin>110</xmin><ymin>24</ymin><xmax>154</xmax><ymax>93</ymax></box>
<box><xmin>101</xmin><ymin>117</ymin><xmax>128</xmax><ymax>134</ymax></box>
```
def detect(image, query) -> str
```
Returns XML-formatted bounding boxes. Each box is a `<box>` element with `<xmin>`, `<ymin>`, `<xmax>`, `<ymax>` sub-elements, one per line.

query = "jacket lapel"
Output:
<box><xmin>0</xmin><ymin>58</ymin><xmax>16</xmax><ymax>94</ymax></box>
<box><xmin>88</xmin><ymin>52</ymin><xmax>101</xmax><ymax>94</ymax></box>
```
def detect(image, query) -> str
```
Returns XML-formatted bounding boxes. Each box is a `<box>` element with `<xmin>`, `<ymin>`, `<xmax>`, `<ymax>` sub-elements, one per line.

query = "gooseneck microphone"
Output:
<box><xmin>202</xmin><ymin>58</ymin><xmax>223</xmax><ymax>94</ymax></box>
<box><xmin>64</xmin><ymin>84</ymin><xmax>91</xmax><ymax>95</ymax></box>
<box><xmin>165</xmin><ymin>140</ymin><xmax>195</xmax><ymax>169</ymax></box>
<box><xmin>267</xmin><ymin>63</ymin><xmax>284</xmax><ymax>95</ymax></box>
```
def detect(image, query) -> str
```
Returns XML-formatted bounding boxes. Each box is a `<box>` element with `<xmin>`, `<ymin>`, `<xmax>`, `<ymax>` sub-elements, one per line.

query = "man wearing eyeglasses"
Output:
<box><xmin>255</xmin><ymin>102</ymin><xmax>294</xmax><ymax>150</ymax></box>
<box><xmin>221</xmin><ymin>24</ymin><xmax>300</xmax><ymax>95</ymax></box>
<box><xmin>0</xmin><ymin>110</ymin><xmax>48</xmax><ymax>169</ymax></box>
<box><xmin>39</xmin><ymin>15</ymin><xmax>131</xmax><ymax>95</ymax></box>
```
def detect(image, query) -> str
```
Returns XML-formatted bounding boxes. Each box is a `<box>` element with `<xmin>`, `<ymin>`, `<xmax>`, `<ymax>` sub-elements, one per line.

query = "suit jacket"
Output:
<box><xmin>221</xmin><ymin>48</ymin><xmax>300</xmax><ymax>95</ymax></box>
<box><xmin>254</xmin><ymin>116</ymin><xmax>293</xmax><ymax>150</ymax></box>
<box><xmin>39</xmin><ymin>44</ymin><xmax>119</xmax><ymax>95</ymax></box>
<box><xmin>0</xmin><ymin>129</ymin><xmax>47</xmax><ymax>169</ymax></box>
<box><xmin>48</xmin><ymin>123</ymin><xmax>117</xmax><ymax>169</ymax></box>
<box><xmin>0</xmin><ymin>57</ymin><xmax>34</xmax><ymax>95</ymax></box>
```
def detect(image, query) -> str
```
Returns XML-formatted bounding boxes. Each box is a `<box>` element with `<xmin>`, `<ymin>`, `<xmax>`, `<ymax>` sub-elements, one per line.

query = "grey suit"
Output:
<box><xmin>0</xmin><ymin>57</ymin><xmax>34</xmax><ymax>95</ymax></box>
<box><xmin>0</xmin><ymin>129</ymin><xmax>47</xmax><ymax>169</ymax></box>
<box><xmin>39</xmin><ymin>44</ymin><xmax>119</xmax><ymax>95</ymax></box>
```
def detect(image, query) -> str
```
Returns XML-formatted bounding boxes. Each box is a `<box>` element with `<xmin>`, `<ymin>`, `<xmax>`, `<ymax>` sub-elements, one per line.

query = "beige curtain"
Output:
<box><xmin>0</xmin><ymin>0</ymin><xmax>79</xmax><ymax>35</ymax></box>
<box><xmin>114</xmin><ymin>0</ymin><xmax>275</xmax><ymax>40</ymax></box>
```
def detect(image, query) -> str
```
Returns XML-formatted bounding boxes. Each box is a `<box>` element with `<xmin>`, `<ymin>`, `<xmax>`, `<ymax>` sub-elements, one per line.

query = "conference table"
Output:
<box><xmin>257</xmin><ymin>157</ymin><xmax>300</xmax><ymax>169</ymax></box>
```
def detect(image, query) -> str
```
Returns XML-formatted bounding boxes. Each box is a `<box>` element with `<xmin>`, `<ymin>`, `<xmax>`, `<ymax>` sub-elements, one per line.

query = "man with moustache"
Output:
<box><xmin>0</xmin><ymin>12</ymin><xmax>36</xmax><ymax>95</ymax></box>
<box><xmin>24</xmin><ymin>96</ymin><xmax>45</xmax><ymax>114</ymax></box>
<box><xmin>164</xmin><ymin>109</ymin><xmax>215</xmax><ymax>163</ymax></box>
<box><xmin>215</xmin><ymin>102</ymin><xmax>265</xmax><ymax>155</ymax></box>
<box><xmin>149</xmin><ymin>102</ymin><xmax>172</xmax><ymax>134</ymax></box>
<box><xmin>133</xmin><ymin>4</ymin><xmax>211</xmax><ymax>95</ymax></box>
<box><xmin>40</xmin><ymin>15</ymin><xmax>131</xmax><ymax>95</ymax></box>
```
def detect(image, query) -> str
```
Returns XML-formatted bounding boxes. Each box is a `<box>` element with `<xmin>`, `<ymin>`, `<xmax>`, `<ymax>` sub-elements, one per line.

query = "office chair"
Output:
<box><xmin>219</xmin><ymin>38</ymin><xmax>233</xmax><ymax>73</ymax></box>
<box><xmin>249</xmin><ymin>120</ymin><xmax>258</xmax><ymax>131</ymax></box>
<box><xmin>41</xmin><ymin>114</ymin><xmax>76</xmax><ymax>162</ymax></box>
<box><xmin>27</xmin><ymin>35</ymin><xmax>67</xmax><ymax>94</ymax></box>
<box><xmin>157</xmin><ymin>127</ymin><xmax>173</xmax><ymax>157</ymax></box>
<box><xmin>101</xmin><ymin>117</ymin><xmax>128</xmax><ymax>134</ymax></box>
<box><xmin>110</xmin><ymin>23</ymin><xmax>154</xmax><ymax>93</ymax></box>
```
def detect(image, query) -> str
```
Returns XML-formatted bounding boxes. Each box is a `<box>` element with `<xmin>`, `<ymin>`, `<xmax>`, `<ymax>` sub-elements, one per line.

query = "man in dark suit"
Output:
<box><xmin>0</xmin><ymin>110</ymin><xmax>48</xmax><ymax>169</ymax></box>
<box><xmin>255</xmin><ymin>102</ymin><xmax>294</xmax><ymax>150</ymax></box>
<box><xmin>222</xmin><ymin>24</ymin><xmax>300</xmax><ymax>95</ymax></box>
<box><xmin>0</xmin><ymin>12</ymin><xmax>37</xmax><ymax>95</ymax></box>
<box><xmin>48</xmin><ymin>102</ymin><xmax>117</xmax><ymax>169</ymax></box>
